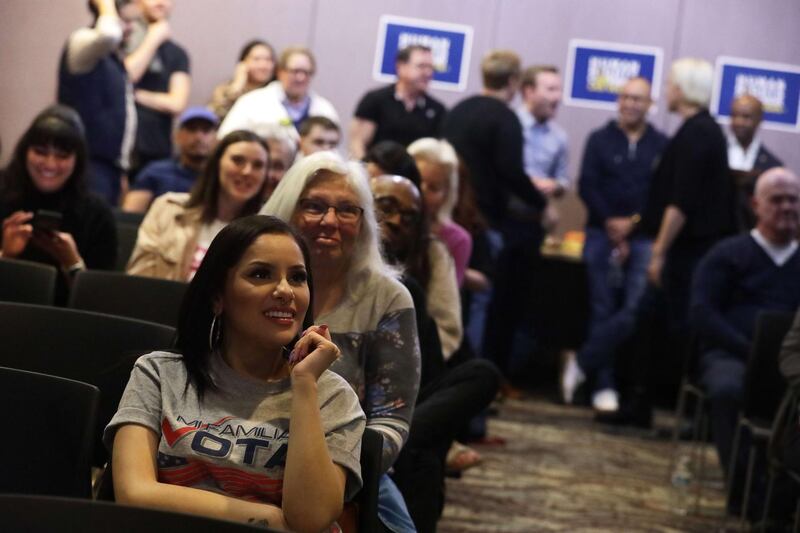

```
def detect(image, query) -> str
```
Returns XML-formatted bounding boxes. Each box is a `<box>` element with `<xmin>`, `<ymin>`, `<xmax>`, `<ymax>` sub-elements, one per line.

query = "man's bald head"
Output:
<box><xmin>753</xmin><ymin>167</ymin><xmax>800</xmax><ymax>244</ymax></box>
<box><xmin>733</xmin><ymin>94</ymin><xmax>764</xmax><ymax>119</ymax></box>
<box><xmin>730</xmin><ymin>94</ymin><xmax>765</xmax><ymax>148</ymax></box>
<box><xmin>755</xmin><ymin>167</ymin><xmax>800</xmax><ymax>198</ymax></box>
<box><xmin>617</xmin><ymin>77</ymin><xmax>652</xmax><ymax>130</ymax></box>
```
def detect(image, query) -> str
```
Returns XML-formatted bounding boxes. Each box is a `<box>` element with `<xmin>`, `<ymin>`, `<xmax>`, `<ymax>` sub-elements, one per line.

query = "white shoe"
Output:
<box><xmin>560</xmin><ymin>350</ymin><xmax>585</xmax><ymax>404</ymax></box>
<box><xmin>592</xmin><ymin>388</ymin><xmax>619</xmax><ymax>413</ymax></box>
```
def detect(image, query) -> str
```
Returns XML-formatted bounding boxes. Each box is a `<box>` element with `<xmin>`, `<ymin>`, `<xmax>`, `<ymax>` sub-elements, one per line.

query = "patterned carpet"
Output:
<box><xmin>438</xmin><ymin>397</ymin><xmax>731</xmax><ymax>532</ymax></box>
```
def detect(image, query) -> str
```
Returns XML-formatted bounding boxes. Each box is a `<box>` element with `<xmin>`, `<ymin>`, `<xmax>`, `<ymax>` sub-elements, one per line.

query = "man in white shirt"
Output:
<box><xmin>728</xmin><ymin>94</ymin><xmax>783</xmax><ymax>228</ymax></box>
<box><xmin>218</xmin><ymin>47</ymin><xmax>339</xmax><ymax>140</ymax></box>
<box><xmin>728</xmin><ymin>94</ymin><xmax>782</xmax><ymax>173</ymax></box>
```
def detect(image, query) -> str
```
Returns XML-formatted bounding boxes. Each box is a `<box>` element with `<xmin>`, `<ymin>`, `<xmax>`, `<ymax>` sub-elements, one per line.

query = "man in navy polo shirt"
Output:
<box><xmin>349</xmin><ymin>45</ymin><xmax>446</xmax><ymax>160</ymax></box>
<box><xmin>562</xmin><ymin>77</ymin><xmax>667</xmax><ymax>412</ymax></box>
<box><xmin>122</xmin><ymin>106</ymin><xmax>216</xmax><ymax>213</ymax></box>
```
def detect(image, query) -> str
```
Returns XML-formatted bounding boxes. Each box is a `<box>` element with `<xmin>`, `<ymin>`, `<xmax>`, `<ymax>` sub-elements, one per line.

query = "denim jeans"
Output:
<box><xmin>699</xmin><ymin>348</ymin><xmax>745</xmax><ymax>474</ymax></box>
<box><xmin>378</xmin><ymin>474</ymin><xmax>417</xmax><ymax>533</ymax></box>
<box><xmin>465</xmin><ymin>230</ymin><xmax>502</xmax><ymax>354</ymax></box>
<box><xmin>577</xmin><ymin>227</ymin><xmax>651</xmax><ymax>391</ymax></box>
<box><xmin>482</xmin><ymin>220</ymin><xmax>543</xmax><ymax>377</ymax></box>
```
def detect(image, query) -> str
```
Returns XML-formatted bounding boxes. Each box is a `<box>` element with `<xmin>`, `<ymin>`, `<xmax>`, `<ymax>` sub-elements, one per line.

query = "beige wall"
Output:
<box><xmin>2</xmin><ymin>0</ymin><xmax>799</xmax><ymax>235</ymax></box>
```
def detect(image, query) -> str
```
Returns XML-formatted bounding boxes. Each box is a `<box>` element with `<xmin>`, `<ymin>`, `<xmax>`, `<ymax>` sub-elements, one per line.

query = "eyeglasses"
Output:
<box><xmin>374</xmin><ymin>196</ymin><xmax>420</xmax><ymax>226</ymax></box>
<box><xmin>298</xmin><ymin>198</ymin><xmax>364</xmax><ymax>224</ymax></box>
<box><xmin>286</xmin><ymin>68</ymin><xmax>313</xmax><ymax>78</ymax></box>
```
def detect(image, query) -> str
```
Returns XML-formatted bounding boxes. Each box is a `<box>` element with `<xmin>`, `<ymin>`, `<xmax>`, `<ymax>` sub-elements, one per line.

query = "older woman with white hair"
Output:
<box><xmin>641</xmin><ymin>57</ymin><xmax>734</xmax><ymax>296</ymax></box>
<box><xmin>260</xmin><ymin>151</ymin><xmax>420</xmax><ymax>532</ymax></box>
<box><xmin>590</xmin><ymin>57</ymin><xmax>737</xmax><ymax>426</ymax></box>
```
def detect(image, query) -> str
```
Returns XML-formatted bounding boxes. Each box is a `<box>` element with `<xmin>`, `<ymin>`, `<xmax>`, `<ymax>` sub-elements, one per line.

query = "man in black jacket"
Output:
<box><xmin>601</xmin><ymin>57</ymin><xmax>737</xmax><ymax>426</ymax></box>
<box><xmin>443</xmin><ymin>50</ymin><xmax>546</xmax><ymax>383</ymax></box>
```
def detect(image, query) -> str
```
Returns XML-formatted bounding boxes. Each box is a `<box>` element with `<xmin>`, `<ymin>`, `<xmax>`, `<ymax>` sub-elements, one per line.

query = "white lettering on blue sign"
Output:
<box><xmin>733</xmin><ymin>74</ymin><xmax>787</xmax><ymax>114</ymax></box>
<box><xmin>586</xmin><ymin>56</ymin><xmax>641</xmax><ymax>93</ymax></box>
<box><xmin>397</xmin><ymin>32</ymin><xmax>451</xmax><ymax>72</ymax></box>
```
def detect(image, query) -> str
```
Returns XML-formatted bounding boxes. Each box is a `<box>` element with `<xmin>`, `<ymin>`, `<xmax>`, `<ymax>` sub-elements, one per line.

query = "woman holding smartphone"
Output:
<box><xmin>106</xmin><ymin>215</ymin><xmax>365</xmax><ymax>531</ymax></box>
<box><xmin>0</xmin><ymin>105</ymin><xmax>117</xmax><ymax>303</ymax></box>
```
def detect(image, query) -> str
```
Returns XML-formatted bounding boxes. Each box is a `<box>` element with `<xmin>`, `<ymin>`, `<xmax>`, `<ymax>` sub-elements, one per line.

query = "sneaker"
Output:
<box><xmin>592</xmin><ymin>388</ymin><xmax>619</xmax><ymax>413</ymax></box>
<box><xmin>560</xmin><ymin>350</ymin><xmax>585</xmax><ymax>404</ymax></box>
<box><xmin>594</xmin><ymin>389</ymin><xmax>653</xmax><ymax>429</ymax></box>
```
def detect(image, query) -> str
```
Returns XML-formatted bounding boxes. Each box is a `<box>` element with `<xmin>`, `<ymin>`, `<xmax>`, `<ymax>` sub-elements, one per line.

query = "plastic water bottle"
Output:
<box><xmin>607</xmin><ymin>247</ymin><xmax>624</xmax><ymax>288</ymax></box>
<box><xmin>670</xmin><ymin>455</ymin><xmax>693</xmax><ymax>515</ymax></box>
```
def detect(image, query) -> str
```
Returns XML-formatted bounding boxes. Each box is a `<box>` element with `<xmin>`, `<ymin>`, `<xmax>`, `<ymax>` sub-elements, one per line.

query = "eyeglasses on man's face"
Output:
<box><xmin>298</xmin><ymin>198</ymin><xmax>364</xmax><ymax>224</ymax></box>
<box><xmin>373</xmin><ymin>196</ymin><xmax>421</xmax><ymax>226</ymax></box>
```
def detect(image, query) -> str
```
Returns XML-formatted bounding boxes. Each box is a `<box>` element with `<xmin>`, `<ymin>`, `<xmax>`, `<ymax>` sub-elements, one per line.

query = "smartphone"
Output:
<box><xmin>32</xmin><ymin>209</ymin><xmax>62</xmax><ymax>233</ymax></box>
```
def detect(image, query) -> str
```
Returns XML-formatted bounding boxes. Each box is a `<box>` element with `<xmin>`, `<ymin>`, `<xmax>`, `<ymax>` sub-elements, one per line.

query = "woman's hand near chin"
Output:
<box><xmin>288</xmin><ymin>325</ymin><xmax>341</xmax><ymax>384</ymax></box>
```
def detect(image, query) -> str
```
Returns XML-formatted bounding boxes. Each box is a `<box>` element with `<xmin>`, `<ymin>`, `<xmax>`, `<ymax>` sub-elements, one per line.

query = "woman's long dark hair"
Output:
<box><xmin>238</xmin><ymin>39</ymin><xmax>277</xmax><ymax>86</ymax></box>
<box><xmin>364</xmin><ymin>140</ymin><xmax>422</xmax><ymax>187</ymax></box>
<box><xmin>186</xmin><ymin>130</ymin><xmax>270</xmax><ymax>223</ymax></box>
<box><xmin>176</xmin><ymin>215</ymin><xmax>314</xmax><ymax>397</ymax></box>
<box><xmin>0</xmin><ymin>104</ymin><xmax>88</xmax><ymax>207</ymax></box>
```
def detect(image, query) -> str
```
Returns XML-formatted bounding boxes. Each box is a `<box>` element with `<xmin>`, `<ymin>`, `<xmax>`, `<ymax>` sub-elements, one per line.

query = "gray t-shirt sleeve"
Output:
<box><xmin>366</xmin><ymin>304</ymin><xmax>420</xmax><ymax>472</ymax></box>
<box><xmin>103</xmin><ymin>352</ymin><xmax>169</xmax><ymax>451</ymax></box>
<box><xmin>319</xmin><ymin>371</ymin><xmax>366</xmax><ymax>501</ymax></box>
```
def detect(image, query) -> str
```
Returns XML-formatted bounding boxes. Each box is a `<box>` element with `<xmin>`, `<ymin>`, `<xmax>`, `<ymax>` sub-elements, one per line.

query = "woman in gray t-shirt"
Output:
<box><xmin>106</xmin><ymin>215</ymin><xmax>365</xmax><ymax>531</ymax></box>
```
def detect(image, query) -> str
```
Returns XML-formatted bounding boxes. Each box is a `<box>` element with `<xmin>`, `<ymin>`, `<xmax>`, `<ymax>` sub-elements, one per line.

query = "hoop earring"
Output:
<box><xmin>208</xmin><ymin>314</ymin><xmax>222</xmax><ymax>352</ymax></box>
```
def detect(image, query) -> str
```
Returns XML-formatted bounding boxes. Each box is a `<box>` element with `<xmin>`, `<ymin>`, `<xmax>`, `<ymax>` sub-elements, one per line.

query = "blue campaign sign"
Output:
<box><xmin>372</xmin><ymin>15</ymin><xmax>473</xmax><ymax>92</ymax></box>
<box><xmin>711</xmin><ymin>56</ymin><xmax>800</xmax><ymax>132</ymax></box>
<box><xmin>564</xmin><ymin>39</ymin><xmax>663</xmax><ymax>110</ymax></box>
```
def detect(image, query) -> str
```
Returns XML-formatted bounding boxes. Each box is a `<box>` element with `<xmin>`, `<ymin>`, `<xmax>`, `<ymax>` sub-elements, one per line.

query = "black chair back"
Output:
<box><xmin>0</xmin><ymin>367</ymin><xmax>99</xmax><ymax>498</ymax></box>
<box><xmin>743</xmin><ymin>310</ymin><xmax>796</xmax><ymax>424</ymax></box>
<box><xmin>112</xmin><ymin>208</ymin><xmax>145</xmax><ymax>227</ymax></box>
<box><xmin>0</xmin><ymin>302</ymin><xmax>175</xmax><ymax>466</ymax></box>
<box><xmin>69</xmin><ymin>270</ymin><xmax>188</xmax><ymax>327</ymax></box>
<box><xmin>0</xmin><ymin>495</ymin><xmax>273</xmax><ymax>532</ymax></box>
<box><xmin>0</xmin><ymin>257</ymin><xmax>57</xmax><ymax>305</ymax></box>
<box><xmin>115</xmin><ymin>223</ymin><xmax>140</xmax><ymax>271</ymax></box>
<box><xmin>358</xmin><ymin>428</ymin><xmax>384</xmax><ymax>533</ymax></box>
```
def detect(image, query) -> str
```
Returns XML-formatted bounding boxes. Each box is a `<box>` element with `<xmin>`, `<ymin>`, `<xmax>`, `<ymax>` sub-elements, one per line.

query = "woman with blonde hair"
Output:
<box><xmin>408</xmin><ymin>138</ymin><xmax>476</xmax><ymax>288</ymax></box>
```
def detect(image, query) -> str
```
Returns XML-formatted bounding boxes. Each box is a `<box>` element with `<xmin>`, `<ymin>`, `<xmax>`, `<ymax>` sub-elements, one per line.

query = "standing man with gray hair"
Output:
<box><xmin>601</xmin><ymin>58</ymin><xmax>737</xmax><ymax>427</ymax></box>
<box><xmin>349</xmin><ymin>45</ymin><xmax>446</xmax><ymax>160</ymax></box>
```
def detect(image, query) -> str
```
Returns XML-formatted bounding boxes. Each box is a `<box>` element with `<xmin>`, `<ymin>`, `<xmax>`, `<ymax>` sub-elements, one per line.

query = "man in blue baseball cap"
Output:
<box><xmin>122</xmin><ymin>106</ymin><xmax>217</xmax><ymax>213</ymax></box>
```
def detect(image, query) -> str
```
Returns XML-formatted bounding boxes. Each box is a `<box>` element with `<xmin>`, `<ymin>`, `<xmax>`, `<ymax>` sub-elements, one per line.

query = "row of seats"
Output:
<box><xmin>0</xmin><ymin>264</ymin><xmax>383</xmax><ymax>530</ymax></box>
<box><xmin>670</xmin><ymin>311</ymin><xmax>796</xmax><ymax>526</ymax></box>
<box><xmin>0</xmin><ymin>258</ymin><xmax>186</xmax><ymax>327</ymax></box>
